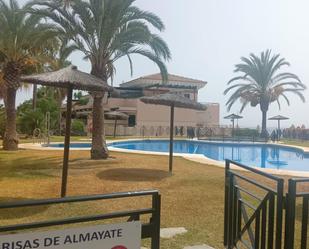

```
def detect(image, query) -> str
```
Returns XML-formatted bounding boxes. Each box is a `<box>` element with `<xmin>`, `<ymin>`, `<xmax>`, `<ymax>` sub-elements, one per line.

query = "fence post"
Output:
<box><xmin>275</xmin><ymin>178</ymin><xmax>284</xmax><ymax>249</ymax></box>
<box><xmin>284</xmin><ymin>179</ymin><xmax>296</xmax><ymax>249</ymax></box>
<box><xmin>301</xmin><ymin>196</ymin><xmax>309</xmax><ymax>249</ymax></box>
<box><xmin>227</xmin><ymin>172</ymin><xmax>235</xmax><ymax>248</ymax></box>
<box><xmin>151</xmin><ymin>193</ymin><xmax>161</xmax><ymax>249</ymax></box>
<box><xmin>224</xmin><ymin>160</ymin><xmax>230</xmax><ymax>246</ymax></box>
<box><xmin>224</xmin><ymin>160</ymin><xmax>231</xmax><ymax>247</ymax></box>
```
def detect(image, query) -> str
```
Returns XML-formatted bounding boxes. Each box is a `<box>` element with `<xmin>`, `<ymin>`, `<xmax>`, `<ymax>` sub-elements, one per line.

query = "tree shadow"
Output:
<box><xmin>0</xmin><ymin>197</ymin><xmax>49</xmax><ymax>220</ymax></box>
<box><xmin>97</xmin><ymin>168</ymin><xmax>170</xmax><ymax>182</ymax></box>
<box><xmin>69</xmin><ymin>157</ymin><xmax>119</xmax><ymax>169</ymax></box>
<box><xmin>0</xmin><ymin>156</ymin><xmax>61</xmax><ymax>179</ymax></box>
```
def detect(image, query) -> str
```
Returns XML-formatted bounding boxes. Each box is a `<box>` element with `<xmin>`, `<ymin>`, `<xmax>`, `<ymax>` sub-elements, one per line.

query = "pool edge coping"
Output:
<box><xmin>18</xmin><ymin>138</ymin><xmax>309</xmax><ymax>177</ymax></box>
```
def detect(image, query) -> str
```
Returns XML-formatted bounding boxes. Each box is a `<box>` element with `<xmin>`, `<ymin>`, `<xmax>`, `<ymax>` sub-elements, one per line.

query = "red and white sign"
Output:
<box><xmin>0</xmin><ymin>222</ymin><xmax>141</xmax><ymax>249</ymax></box>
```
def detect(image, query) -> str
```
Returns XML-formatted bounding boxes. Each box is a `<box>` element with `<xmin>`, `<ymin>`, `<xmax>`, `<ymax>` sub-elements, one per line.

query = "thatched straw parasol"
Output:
<box><xmin>22</xmin><ymin>65</ymin><xmax>113</xmax><ymax>91</ymax></box>
<box><xmin>22</xmin><ymin>65</ymin><xmax>113</xmax><ymax>197</ymax></box>
<box><xmin>269</xmin><ymin>115</ymin><xmax>289</xmax><ymax>131</ymax></box>
<box><xmin>224</xmin><ymin>113</ymin><xmax>243</xmax><ymax>136</ymax></box>
<box><xmin>269</xmin><ymin>115</ymin><xmax>289</xmax><ymax>140</ymax></box>
<box><xmin>105</xmin><ymin>111</ymin><xmax>129</xmax><ymax>138</ymax></box>
<box><xmin>140</xmin><ymin>93</ymin><xmax>206</xmax><ymax>174</ymax></box>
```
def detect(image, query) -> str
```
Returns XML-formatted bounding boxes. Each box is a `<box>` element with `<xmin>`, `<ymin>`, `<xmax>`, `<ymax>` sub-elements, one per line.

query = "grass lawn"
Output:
<box><xmin>1</xmin><ymin>138</ymin><xmax>307</xmax><ymax>248</ymax></box>
<box><xmin>281</xmin><ymin>138</ymin><xmax>309</xmax><ymax>148</ymax></box>
<box><xmin>0</xmin><ymin>148</ymin><xmax>225</xmax><ymax>249</ymax></box>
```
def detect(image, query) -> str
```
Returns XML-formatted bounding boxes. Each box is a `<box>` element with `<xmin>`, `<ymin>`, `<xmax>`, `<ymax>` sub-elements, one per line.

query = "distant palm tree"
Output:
<box><xmin>0</xmin><ymin>0</ymin><xmax>58</xmax><ymax>150</ymax></box>
<box><xmin>31</xmin><ymin>0</ymin><xmax>171</xmax><ymax>159</ymax></box>
<box><xmin>224</xmin><ymin>50</ymin><xmax>306</xmax><ymax>138</ymax></box>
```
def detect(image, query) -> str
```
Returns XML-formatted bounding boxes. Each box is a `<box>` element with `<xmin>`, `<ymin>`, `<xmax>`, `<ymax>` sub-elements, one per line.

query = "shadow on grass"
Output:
<box><xmin>69</xmin><ymin>157</ymin><xmax>120</xmax><ymax>169</ymax></box>
<box><xmin>0</xmin><ymin>197</ymin><xmax>49</xmax><ymax>220</ymax></box>
<box><xmin>97</xmin><ymin>168</ymin><xmax>170</xmax><ymax>182</ymax></box>
<box><xmin>0</xmin><ymin>155</ymin><xmax>61</xmax><ymax>179</ymax></box>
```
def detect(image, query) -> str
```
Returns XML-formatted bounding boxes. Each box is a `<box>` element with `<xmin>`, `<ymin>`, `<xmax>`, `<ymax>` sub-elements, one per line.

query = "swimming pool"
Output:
<box><xmin>49</xmin><ymin>140</ymin><xmax>309</xmax><ymax>172</ymax></box>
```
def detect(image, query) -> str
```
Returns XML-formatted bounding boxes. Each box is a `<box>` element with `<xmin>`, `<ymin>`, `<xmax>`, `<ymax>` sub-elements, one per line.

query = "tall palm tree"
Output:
<box><xmin>0</xmin><ymin>0</ymin><xmax>58</xmax><ymax>150</ymax></box>
<box><xmin>224</xmin><ymin>50</ymin><xmax>306</xmax><ymax>138</ymax></box>
<box><xmin>31</xmin><ymin>0</ymin><xmax>171</xmax><ymax>159</ymax></box>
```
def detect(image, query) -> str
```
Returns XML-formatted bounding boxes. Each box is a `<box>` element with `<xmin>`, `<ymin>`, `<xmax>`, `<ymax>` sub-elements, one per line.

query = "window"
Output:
<box><xmin>184</xmin><ymin>93</ymin><xmax>190</xmax><ymax>99</ymax></box>
<box><xmin>128</xmin><ymin>115</ymin><xmax>136</xmax><ymax>127</ymax></box>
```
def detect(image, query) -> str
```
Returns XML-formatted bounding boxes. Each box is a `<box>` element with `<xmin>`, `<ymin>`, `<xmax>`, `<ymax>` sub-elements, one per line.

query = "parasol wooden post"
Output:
<box><xmin>278</xmin><ymin>120</ymin><xmax>281</xmax><ymax>141</ymax></box>
<box><xmin>169</xmin><ymin>105</ymin><xmax>175</xmax><ymax>174</ymax></box>
<box><xmin>61</xmin><ymin>87</ymin><xmax>73</xmax><ymax>197</ymax></box>
<box><xmin>278</xmin><ymin>120</ymin><xmax>280</xmax><ymax>131</ymax></box>
<box><xmin>114</xmin><ymin>118</ymin><xmax>117</xmax><ymax>138</ymax></box>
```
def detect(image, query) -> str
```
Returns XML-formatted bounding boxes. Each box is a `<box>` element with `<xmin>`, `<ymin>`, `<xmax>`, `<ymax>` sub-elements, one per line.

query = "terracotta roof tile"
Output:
<box><xmin>120</xmin><ymin>73</ymin><xmax>207</xmax><ymax>87</ymax></box>
<box><xmin>141</xmin><ymin>73</ymin><xmax>206</xmax><ymax>83</ymax></box>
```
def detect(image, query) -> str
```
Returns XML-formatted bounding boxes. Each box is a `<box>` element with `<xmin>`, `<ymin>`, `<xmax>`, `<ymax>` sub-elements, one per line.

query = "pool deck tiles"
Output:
<box><xmin>160</xmin><ymin>227</ymin><xmax>188</xmax><ymax>239</ymax></box>
<box><xmin>183</xmin><ymin>245</ymin><xmax>215</xmax><ymax>249</ymax></box>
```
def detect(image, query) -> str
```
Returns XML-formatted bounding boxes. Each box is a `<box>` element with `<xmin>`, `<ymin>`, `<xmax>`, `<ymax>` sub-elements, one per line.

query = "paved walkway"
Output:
<box><xmin>142</xmin><ymin>244</ymin><xmax>215</xmax><ymax>249</ymax></box>
<box><xmin>183</xmin><ymin>245</ymin><xmax>215</xmax><ymax>249</ymax></box>
<box><xmin>160</xmin><ymin>227</ymin><xmax>188</xmax><ymax>239</ymax></box>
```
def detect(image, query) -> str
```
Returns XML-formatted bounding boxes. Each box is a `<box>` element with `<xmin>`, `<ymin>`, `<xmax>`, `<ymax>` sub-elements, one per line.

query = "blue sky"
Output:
<box><xmin>17</xmin><ymin>0</ymin><xmax>309</xmax><ymax>128</ymax></box>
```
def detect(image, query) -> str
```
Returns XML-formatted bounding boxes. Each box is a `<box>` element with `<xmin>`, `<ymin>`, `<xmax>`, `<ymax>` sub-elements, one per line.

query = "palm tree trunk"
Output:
<box><xmin>91</xmin><ymin>92</ymin><xmax>108</xmax><ymax>159</ymax></box>
<box><xmin>261</xmin><ymin>110</ymin><xmax>268</xmax><ymax>138</ymax></box>
<box><xmin>90</xmin><ymin>65</ymin><xmax>109</xmax><ymax>160</ymax></box>
<box><xmin>260</xmin><ymin>99</ymin><xmax>269</xmax><ymax>139</ymax></box>
<box><xmin>32</xmin><ymin>84</ymin><xmax>37</xmax><ymax>110</ymax></box>
<box><xmin>3</xmin><ymin>87</ymin><xmax>18</xmax><ymax>150</ymax></box>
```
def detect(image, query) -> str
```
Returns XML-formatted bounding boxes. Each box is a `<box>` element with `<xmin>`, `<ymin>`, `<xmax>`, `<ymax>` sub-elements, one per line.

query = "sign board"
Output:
<box><xmin>0</xmin><ymin>222</ymin><xmax>141</xmax><ymax>249</ymax></box>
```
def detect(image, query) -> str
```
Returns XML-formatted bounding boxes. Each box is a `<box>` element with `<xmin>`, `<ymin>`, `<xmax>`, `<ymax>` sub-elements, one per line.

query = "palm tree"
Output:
<box><xmin>31</xmin><ymin>0</ymin><xmax>171</xmax><ymax>159</ymax></box>
<box><xmin>0</xmin><ymin>0</ymin><xmax>58</xmax><ymax>150</ymax></box>
<box><xmin>224</xmin><ymin>50</ymin><xmax>306</xmax><ymax>138</ymax></box>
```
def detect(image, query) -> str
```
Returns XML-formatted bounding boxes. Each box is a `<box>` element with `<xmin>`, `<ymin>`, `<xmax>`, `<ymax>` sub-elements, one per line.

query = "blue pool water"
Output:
<box><xmin>49</xmin><ymin>140</ymin><xmax>309</xmax><ymax>172</ymax></box>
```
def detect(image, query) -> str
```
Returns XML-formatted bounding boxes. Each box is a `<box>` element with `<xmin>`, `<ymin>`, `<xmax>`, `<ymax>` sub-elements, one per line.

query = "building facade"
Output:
<box><xmin>69</xmin><ymin>73</ymin><xmax>220</xmax><ymax>136</ymax></box>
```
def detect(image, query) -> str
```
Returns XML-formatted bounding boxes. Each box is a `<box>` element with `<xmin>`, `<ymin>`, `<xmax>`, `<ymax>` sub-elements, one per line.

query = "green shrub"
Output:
<box><xmin>17</xmin><ymin>89</ymin><xmax>59</xmax><ymax>135</ymax></box>
<box><xmin>71</xmin><ymin>120</ymin><xmax>85</xmax><ymax>135</ymax></box>
<box><xmin>77</xmin><ymin>97</ymin><xmax>89</xmax><ymax>106</ymax></box>
<box><xmin>234</xmin><ymin>128</ymin><xmax>259</xmax><ymax>137</ymax></box>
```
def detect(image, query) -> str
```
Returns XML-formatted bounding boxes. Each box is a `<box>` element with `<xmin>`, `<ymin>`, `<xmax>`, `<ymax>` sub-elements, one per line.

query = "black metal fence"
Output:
<box><xmin>224</xmin><ymin>160</ymin><xmax>284</xmax><ymax>249</ymax></box>
<box><xmin>0</xmin><ymin>190</ymin><xmax>161</xmax><ymax>249</ymax></box>
<box><xmin>224</xmin><ymin>160</ymin><xmax>309</xmax><ymax>249</ymax></box>
<box><xmin>199</xmin><ymin>135</ymin><xmax>268</xmax><ymax>143</ymax></box>
<box><xmin>282</xmin><ymin>127</ymin><xmax>309</xmax><ymax>141</ymax></box>
<box><xmin>285</xmin><ymin>178</ymin><xmax>309</xmax><ymax>249</ymax></box>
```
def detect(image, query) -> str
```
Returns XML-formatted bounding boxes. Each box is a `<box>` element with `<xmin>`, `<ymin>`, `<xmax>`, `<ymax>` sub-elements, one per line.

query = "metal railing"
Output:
<box><xmin>224</xmin><ymin>160</ymin><xmax>309</xmax><ymax>249</ymax></box>
<box><xmin>285</xmin><ymin>178</ymin><xmax>309</xmax><ymax>249</ymax></box>
<box><xmin>199</xmin><ymin>135</ymin><xmax>268</xmax><ymax>143</ymax></box>
<box><xmin>32</xmin><ymin>128</ymin><xmax>44</xmax><ymax>144</ymax></box>
<box><xmin>224</xmin><ymin>160</ymin><xmax>284</xmax><ymax>249</ymax></box>
<box><xmin>0</xmin><ymin>190</ymin><xmax>161</xmax><ymax>249</ymax></box>
<box><xmin>104</xmin><ymin>125</ymin><xmax>233</xmax><ymax>138</ymax></box>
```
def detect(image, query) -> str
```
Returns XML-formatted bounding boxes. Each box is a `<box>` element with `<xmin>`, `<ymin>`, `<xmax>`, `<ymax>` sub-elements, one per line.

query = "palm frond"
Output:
<box><xmin>127</xmin><ymin>48</ymin><xmax>168</xmax><ymax>82</ymax></box>
<box><xmin>30</xmin><ymin>0</ymin><xmax>170</xmax><ymax>82</ymax></box>
<box><xmin>281</xmin><ymin>88</ymin><xmax>306</xmax><ymax>102</ymax></box>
